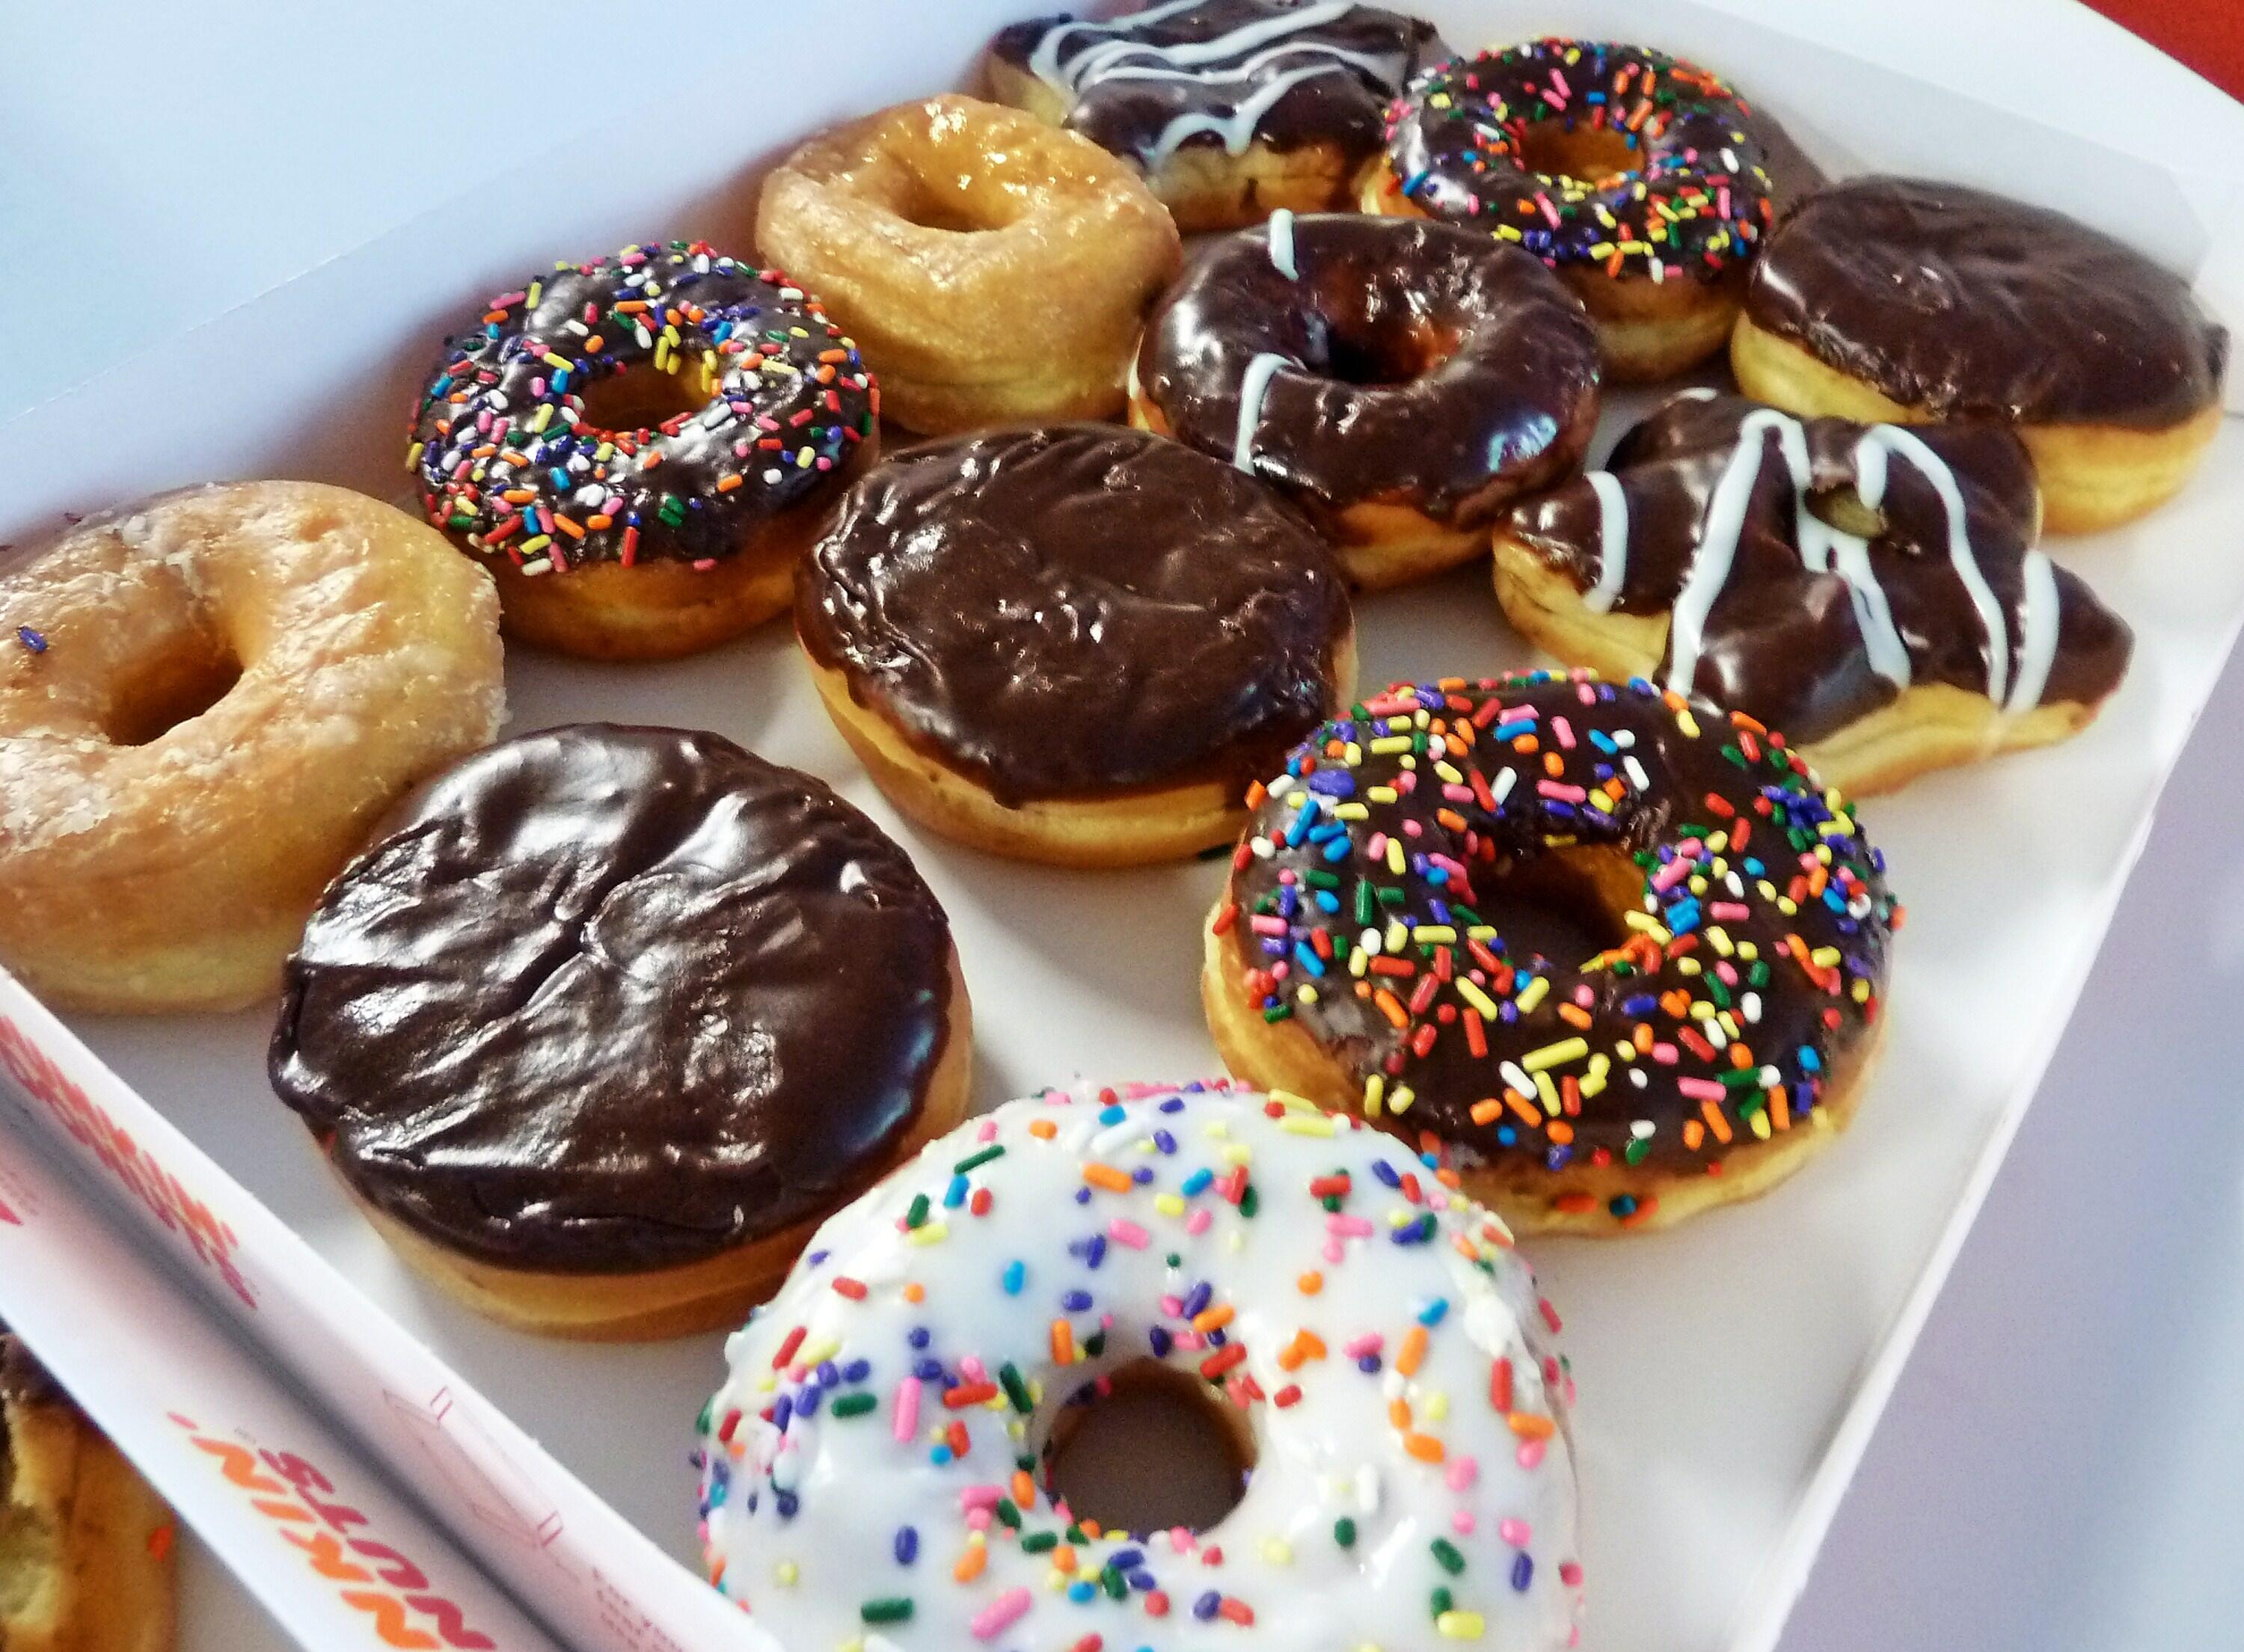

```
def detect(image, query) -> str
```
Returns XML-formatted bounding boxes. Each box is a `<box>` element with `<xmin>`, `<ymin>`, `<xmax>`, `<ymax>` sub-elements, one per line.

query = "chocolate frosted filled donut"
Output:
<box><xmin>798</xmin><ymin>423</ymin><xmax>1355</xmax><ymax>867</ymax></box>
<box><xmin>1735</xmin><ymin>176</ymin><xmax>2229</xmax><ymax>532</ymax></box>
<box><xmin>987</xmin><ymin>0</ymin><xmax>1447</xmax><ymax>230</ymax></box>
<box><xmin>1494</xmin><ymin>393</ymin><xmax>2133</xmax><ymax>793</ymax></box>
<box><xmin>1132</xmin><ymin>211</ymin><xmax>1600</xmax><ymax>588</ymax></box>
<box><xmin>270</xmin><ymin>725</ymin><xmax>972</xmax><ymax>1339</ymax></box>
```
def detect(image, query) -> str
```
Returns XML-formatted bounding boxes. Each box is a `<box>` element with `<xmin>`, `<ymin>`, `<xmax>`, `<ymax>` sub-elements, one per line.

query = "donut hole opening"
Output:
<box><xmin>1808</xmin><ymin>485</ymin><xmax>1889</xmax><ymax>542</ymax></box>
<box><xmin>1040</xmin><ymin>1360</ymin><xmax>1254</xmax><ymax>1537</ymax></box>
<box><xmin>103</xmin><ymin>643</ymin><xmax>242</xmax><ymax>746</ymax></box>
<box><xmin>573</xmin><ymin>360</ymin><xmax>715</xmax><ymax>439</ymax></box>
<box><xmin>1481</xmin><ymin>847</ymin><xmax>1635</xmax><ymax>968</ymax></box>
<box><xmin>1514</xmin><ymin>123</ymin><xmax>1643</xmax><ymax>190</ymax></box>
<box><xmin>1309</xmin><ymin>313</ymin><xmax>1461</xmax><ymax>387</ymax></box>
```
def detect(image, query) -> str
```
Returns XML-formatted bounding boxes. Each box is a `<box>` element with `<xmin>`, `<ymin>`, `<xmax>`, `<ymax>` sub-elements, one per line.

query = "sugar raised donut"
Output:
<box><xmin>1131</xmin><ymin>211</ymin><xmax>1600</xmax><ymax>588</ymax></box>
<box><xmin>270</xmin><ymin>725</ymin><xmax>972</xmax><ymax>1341</ymax></box>
<box><xmin>410</xmin><ymin>239</ymin><xmax>877</xmax><ymax>660</ymax></box>
<box><xmin>987</xmin><ymin>0</ymin><xmax>1446</xmax><ymax>230</ymax></box>
<box><xmin>1493</xmin><ymin>393</ymin><xmax>2133</xmax><ymax>795</ymax></box>
<box><xmin>1365</xmin><ymin>39</ymin><xmax>1784</xmax><ymax>381</ymax></box>
<box><xmin>758</xmin><ymin>95</ymin><xmax>1180</xmax><ymax>435</ymax></box>
<box><xmin>696</xmin><ymin>1081</ymin><xmax>1584</xmax><ymax>1651</ymax></box>
<box><xmin>1733</xmin><ymin>177</ymin><xmax>2229</xmax><ymax>533</ymax></box>
<box><xmin>1203</xmin><ymin>672</ymin><xmax>1899</xmax><ymax>1234</ymax></box>
<box><xmin>0</xmin><ymin>483</ymin><xmax>504</xmax><ymax>1013</ymax></box>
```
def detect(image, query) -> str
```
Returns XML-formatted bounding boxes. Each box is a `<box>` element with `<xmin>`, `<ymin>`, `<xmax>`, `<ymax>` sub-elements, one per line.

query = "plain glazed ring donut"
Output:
<box><xmin>696</xmin><ymin>1081</ymin><xmax>1584</xmax><ymax>1651</ymax></box>
<box><xmin>1130</xmin><ymin>211</ymin><xmax>1600</xmax><ymax>588</ymax></box>
<box><xmin>0</xmin><ymin>483</ymin><xmax>504</xmax><ymax>1014</ymax></box>
<box><xmin>1202</xmin><ymin>671</ymin><xmax>1899</xmax><ymax>1235</ymax></box>
<box><xmin>1493</xmin><ymin>392</ymin><xmax>2133</xmax><ymax>795</ymax></box>
<box><xmin>986</xmin><ymin>0</ymin><xmax>1446</xmax><ymax>231</ymax></box>
<box><xmin>1733</xmin><ymin>176</ymin><xmax>2230</xmax><ymax>533</ymax></box>
<box><xmin>757</xmin><ymin>94</ymin><xmax>1181</xmax><ymax>435</ymax></box>
<box><xmin>270</xmin><ymin>725</ymin><xmax>972</xmax><ymax>1342</ymax></box>
<box><xmin>1364</xmin><ymin>39</ymin><xmax>1783</xmax><ymax>381</ymax></box>
<box><xmin>799</xmin><ymin>423</ymin><xmax>1355</xmax><ymax>867</ymax></box>
<box><xmin>410</xmin><ymin>239</ymin><xmax>877</xmax><ymax>660</ymax></box>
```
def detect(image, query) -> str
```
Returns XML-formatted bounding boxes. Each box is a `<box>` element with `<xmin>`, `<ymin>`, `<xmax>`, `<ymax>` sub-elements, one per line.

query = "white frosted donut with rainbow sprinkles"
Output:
<box><xmin>695</xmin><ymin>1081</ymin><xmax>1583</xmax><ymax>1651</ymax></box>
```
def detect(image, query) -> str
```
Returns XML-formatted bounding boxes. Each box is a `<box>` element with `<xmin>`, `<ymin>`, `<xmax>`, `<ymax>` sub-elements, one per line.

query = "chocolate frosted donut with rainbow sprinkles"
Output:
<box><xmin>409</xmin><ymin>239</ymin><xmax>877</xmax><ymax>660</ymax></box>
<box><xmin>1202</xmin><ymin>672</ymin><xmax>1898</xmax><ymax>1234</ymax></box>
<box><xmin>1365</xmin><ymin>38</ymin><xmax>1785</xmax><ymax>380</ymax></box>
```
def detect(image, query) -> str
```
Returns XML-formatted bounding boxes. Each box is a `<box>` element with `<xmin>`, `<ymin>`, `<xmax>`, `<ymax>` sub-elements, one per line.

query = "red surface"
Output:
<box><xmin>2084</xmin><ymin>0</ymin><xmax>2244</xmax><ymax>98</ymax></box>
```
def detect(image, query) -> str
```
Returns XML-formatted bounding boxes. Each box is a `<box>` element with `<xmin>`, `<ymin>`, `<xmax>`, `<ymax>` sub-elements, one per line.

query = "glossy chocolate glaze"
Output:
<box><xmin>1222</xmin><ymin>674</ymin><xmax>1896</xmax><ymax>1191</ymax></box>
<box><xmin>1137</xmin><ymin>212</ymin><xmax>1601</xmax><ymax>521</ymax></box>
<box><xmin>1747</xmin><ymin>177</ymin><xmax>2228</xmax><ymax>428</ymax></box>
<box><xmin>270</xmin><ymin>726</ymin><xmax>956</xmax><ymax>1274</ymax></box>
<box><xmin>990</xmin><ymin>0</ymin><xmax>1443</xmax><ymax>171</ymax></box>
<box><xmin>1503</xmin><ymin>393</ymin><xmax>2133</xmax><ymax>742</ymax></box>
<box><xmin>800</xmin><ymin>424</ymin><xmax>1350</xmax><ymax>807</ymax></box>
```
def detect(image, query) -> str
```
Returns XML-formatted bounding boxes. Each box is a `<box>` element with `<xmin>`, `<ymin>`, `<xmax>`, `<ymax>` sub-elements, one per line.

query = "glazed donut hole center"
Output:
<box><xmin>1305</xmin><ymin>310</ymin><xmax>1461</xmax><ymax>388</ymax></box>
<box><xmin>865</xmin><ymin>149</ymin><xmax>1031</xmax><ymax>236</ymax></box>
<box><xmin>1038</xmin><ymin>1359</ymin><xmax>1255</xmax><ymax>1537</ymax></box>
<box><xmin>1512</xmin><ymin>122</ymin><xmax>1644</xmax><ymax>190</ymax></box>
<box><xmin>573</xmin><ymin>357</ymin><xmax>720</xmax><ymax>440</ymax></box>
<box><xmin>1480</xmin><ymin>846</ymin><xmax>1637</xmax><ymax>966</ymax></box>
<box><xmin>101</xmin><ymin>629</ymin><xmax>242</xmax><ymax>747</ymax></box>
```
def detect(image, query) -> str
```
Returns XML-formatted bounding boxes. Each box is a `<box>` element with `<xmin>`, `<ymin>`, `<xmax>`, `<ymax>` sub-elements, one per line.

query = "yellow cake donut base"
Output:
<box><xmin>757</xmin><ymin>95</ymin><xmax>1180</xmax><ymax>438</ymax></box>
<box><xmin>1357</xmin><ymin>163</ymin><xmax>1737</xmax><ymax>381</ymax></box>
<box><xmin>1</xmin><ymin>1363</ymin><xmax>175</xmax><ymax>1652</ymax></box>
<box><xmin>1730</xmin><ymin>317</ymin><xmax>2223</xmax><ymax>535</ymax></box>
<box><xmin>1200</xmin><ymin>912</ymin><xmax>1880</xmax><ymax>1235</ymax></box>
<box><xmin>0</xmin><ymin>482</ymin><xmax>505</xmax><ymax>1014</ymax></box>
<box><xmin>335</xmin><ymin>958</ymin><xmax>974</xmax><ymax>1342</ymax></box>
<box><xmin>1490</xmin><ymin>541</ymin><xmax>2109</xmax><ymax>796</ymax></box>
<box><xmin>986</xmin><ymin>52</ymin><xmax>1361</xmax><ymax>231</ymax></box>
<box><xmin>479</xmin><ymin>437</ymin><xmax>874</xmax><ymax>662</ymax></box>
<box><xmin>1126</xmin><ymin>393</ymin><xmax>1483</xmax><ymax>589</ymax></box>
<box><xmin>803</xmin><ymin>640</ymin><xmax>1356</xmax><ymax>869</ymax></box>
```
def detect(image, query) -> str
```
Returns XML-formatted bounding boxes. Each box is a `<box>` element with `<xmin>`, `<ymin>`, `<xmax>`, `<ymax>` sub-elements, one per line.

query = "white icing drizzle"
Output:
<box><xmin>1664</xmin><ymin>410</ymin><xmax>1815</xmax><ymax>696</ymax></box>
<box><xmin>1267</xmin><ymin>207</ymin><xmax>1298</xmax><ymax>280</ymax></box>
<box><xmin>1148</xmin><ymin>63</ymin><xmax>1344</xmax><ymax>162</ymax></box>
<box><xmin>1854</xmin><ymin>425</ymin><xmax>2012</xmax><ymax>708</ymax></box>
<box><xmin>1233</xmin><ymin>351</ymin><xmax>1290</xmax><ymax>473</ymax></box>
<box><xmin>1026</xmin><ymin>1</ymin><xmax>1411</xmax><ymax>164</ymax></box>
<box><xmin>1582</xmin><ymin>470</ymin><xmax>1629</xmax><ymax>614</ymax></box>
<box><xmin>2005</xmin><ymin>550</ymin><xmax>2061</xmax><ymax>714</ymax></box>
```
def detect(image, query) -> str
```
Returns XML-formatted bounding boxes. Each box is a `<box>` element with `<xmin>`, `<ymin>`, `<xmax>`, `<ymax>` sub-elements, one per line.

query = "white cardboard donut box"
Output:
<box><xmin>2</xmin><ymin>4</ymin><xmax>2240</xmax><ymax>1651</ymax></box>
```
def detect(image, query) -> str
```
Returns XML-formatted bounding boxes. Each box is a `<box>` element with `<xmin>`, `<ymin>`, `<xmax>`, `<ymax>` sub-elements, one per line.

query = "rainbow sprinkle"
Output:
<box><xmin>1216</xmin><ymin>672</ymin><xmax>1898</xmax><ymax>1227</ymax></box>
<box><xmin>1380</xmin><ymin>39</ymin><xmax>1777</xmax><ymax>283</ymax></box>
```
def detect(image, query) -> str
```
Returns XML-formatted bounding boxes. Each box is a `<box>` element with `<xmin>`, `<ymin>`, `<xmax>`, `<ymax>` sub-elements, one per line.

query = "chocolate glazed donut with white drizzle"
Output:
<box><xmin>988</xmin><ymin>0</ymin><xmax>1446</xmax><ymax>230</ymax></box>
<box><xmin>1132</xmin><ymin>210</ymin><xmax>1601</xmax><ymax>588</ymax></box>
<box><xmin>1492</xmin><ymin>392</ymin><xmax>2133</xmax><ymax>795</ymax></box>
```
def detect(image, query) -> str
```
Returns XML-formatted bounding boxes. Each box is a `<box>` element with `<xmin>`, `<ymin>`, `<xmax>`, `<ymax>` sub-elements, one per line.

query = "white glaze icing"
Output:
<box><xmin>1266</xmin><ymin>207</ymin><xmax>1298</xmax><ymax>280</ymax></box>
<box><xmin>1581</xmin><ymin>471</ymin><xmax>1628</xmax><ymax>614</ymax></box>
<box><xmin>1854</xmin><ymin>424</ymin><xmax>2013</xmax><ymax>707</ymax></box>
<box><xmin>1026</xmin><ymin>1</ymin><xmax>1414</xmax><ymax>165</ymax></box>
<box><xmin>2005</xmin><ymin>550</ymin><xmax>2061</xmax><ymax>716</ymax></box>
<box><xmin>697</xmin><ymin>1083</ymin><xmax>1583</xmax><ymax>1652</ymax></box>
<box><xmin>1232</xmin><ymin>352</ymin><xmax>1290</xmax><ymax>473</ymax></box>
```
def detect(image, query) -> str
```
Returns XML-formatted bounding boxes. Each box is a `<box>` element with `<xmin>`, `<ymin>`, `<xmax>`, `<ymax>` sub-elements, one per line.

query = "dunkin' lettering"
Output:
<box><xmin>172</xmin><ymin>1416</ymin><xmax>498</xmax><ymax>1650</ymax></box>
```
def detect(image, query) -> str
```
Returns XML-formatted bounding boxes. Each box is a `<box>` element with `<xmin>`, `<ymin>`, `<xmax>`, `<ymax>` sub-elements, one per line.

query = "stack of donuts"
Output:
<box><xmin>0</xmin><ymin>5</ymin><xmax>2228</xmax><ymax>1651</ymax></box>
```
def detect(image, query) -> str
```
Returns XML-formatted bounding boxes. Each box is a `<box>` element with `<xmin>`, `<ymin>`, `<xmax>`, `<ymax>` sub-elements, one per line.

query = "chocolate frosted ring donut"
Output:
<box><xmin>799</xmin><ymin>423</ymin><xmax>1355</xmax><ymax>866</ymax></box>
<box><xmin>1734</xmin><ymin>177</ymin><xmax>2230</xmax><ymax>533</ymax></box>
<box><xmin>1365</xmin><ymin>39</ymin><xmax>1783</xmax><ymax>380</ymax></box>
<box><xmin>1130</xmin><ymin>211</ymin><xmax>1599</xmax><ymax>589</ymax></box>
<box><xmin>1493</xmin><ymin>392</ymin><xmax>2133</xmax><ymax>794</ymax></box>
<box><xmin>270</xmin><ymin>725</ymin><xmax>972</xmax><ymax>1340</ymax></box>
<box><xmin>410</xmin><ymin>240</ymin><xmax>877</xmax><ymax>660</ymax></box>
<box><xmin>1201</xmin><ymin>671</ymin><xmax>1898</xmax><ymax>1235</ymax></box>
